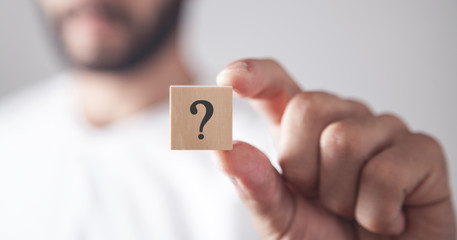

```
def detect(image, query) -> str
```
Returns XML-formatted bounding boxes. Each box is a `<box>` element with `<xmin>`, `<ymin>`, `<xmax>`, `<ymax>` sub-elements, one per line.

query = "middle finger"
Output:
<box><xmin>278</xmin><ymin>92</ymin><xmax>371</xmax><ymax>197</ymax></box>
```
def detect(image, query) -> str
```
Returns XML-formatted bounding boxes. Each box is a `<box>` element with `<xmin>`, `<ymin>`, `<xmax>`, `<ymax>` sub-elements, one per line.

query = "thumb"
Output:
<box><xmin>212</xmin><ymin>141</ymin><xmax>296</xmax><ymax>239</ymax></box>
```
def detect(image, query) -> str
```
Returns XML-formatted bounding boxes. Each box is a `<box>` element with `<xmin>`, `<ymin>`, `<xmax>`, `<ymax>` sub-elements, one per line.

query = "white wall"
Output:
<box><xmin>1</xmin><ymin>0</ymin><xmax>457</xmax><ymax>204</ymax></box>
<box><xmin>0</xmin><ymin>0</ymin><xmax>64</xmax><ymax>95</ymax></box>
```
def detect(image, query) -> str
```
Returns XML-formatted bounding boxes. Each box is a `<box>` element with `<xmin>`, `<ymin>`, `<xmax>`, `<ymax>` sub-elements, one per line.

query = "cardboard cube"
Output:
<box><xmin>170</xmin><ymin>86</ymin><xmax>232</xmax><ymax>150</ymax></box>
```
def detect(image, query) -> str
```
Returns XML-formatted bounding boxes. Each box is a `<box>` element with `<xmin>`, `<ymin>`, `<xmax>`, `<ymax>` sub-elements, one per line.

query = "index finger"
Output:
<box><xmin>216</xmin><ymin>59</ymin><xmax>301</xmax><ymax>126</ymax></box>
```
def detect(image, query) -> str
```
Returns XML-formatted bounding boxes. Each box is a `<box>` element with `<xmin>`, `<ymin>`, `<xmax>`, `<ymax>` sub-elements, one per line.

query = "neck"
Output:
<box><xmin>75</xmin><ymin>39</ymin><xmax>192</xmax><ymax>127</ymax></box>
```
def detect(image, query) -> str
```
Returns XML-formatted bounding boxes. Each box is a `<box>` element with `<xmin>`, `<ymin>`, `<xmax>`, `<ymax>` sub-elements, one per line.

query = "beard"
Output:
<box><xmin>49</xmin><ymin>0</ymin><xmax>182</xmax><ymax>72</ymax></box>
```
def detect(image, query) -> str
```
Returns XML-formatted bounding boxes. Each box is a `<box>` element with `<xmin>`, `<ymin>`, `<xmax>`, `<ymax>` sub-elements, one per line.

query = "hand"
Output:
<box><xmin>213</xmin><ymin>59</ymin><xmax>455</xmax><ymax>240</ymax></box>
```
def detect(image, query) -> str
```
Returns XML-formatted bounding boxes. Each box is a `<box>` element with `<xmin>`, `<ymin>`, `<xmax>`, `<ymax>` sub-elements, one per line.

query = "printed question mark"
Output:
<box><xmin>190</xmin><ymin>100</ymin><xmax>214</xmax><ymax>140</ymax></box>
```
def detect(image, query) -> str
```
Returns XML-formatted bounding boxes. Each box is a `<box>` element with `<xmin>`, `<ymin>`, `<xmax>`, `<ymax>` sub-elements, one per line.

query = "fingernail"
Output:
<box><xmin>217</xmin><ymin>62</ymin><xmax>253</xmax><ymax>97</ymax></box>
<box><xmin>217</xmin><ymin>62</ymin><xmax>249</xmax><ymax>83</ymax></box>
<box><xmin>224</xmin><ymin>61</ymin><xmax>249</xmax><ymax>73</ymax></box>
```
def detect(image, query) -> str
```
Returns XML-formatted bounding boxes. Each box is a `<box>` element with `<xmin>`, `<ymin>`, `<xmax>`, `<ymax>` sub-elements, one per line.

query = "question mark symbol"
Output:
<box><xmin>190</xmin><ymin>100</ymin><xmax>214</xmax><ymax>140</ymax></box>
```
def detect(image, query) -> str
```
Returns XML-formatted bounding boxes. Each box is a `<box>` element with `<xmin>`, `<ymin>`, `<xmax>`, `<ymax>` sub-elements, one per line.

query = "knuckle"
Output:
<box><xmin>346</xmin><ymin>99</ymin><xmax>372</xmax><ymax>115</ymax></box>
<box><xmin>413</xmin><ymin>133</ymin><xmax>443</xmax><ymax>156</ymax></box>
<box><xmin>286</xmin><ymin>91</ymin><xmax>344</xmax><ymax>125</ymax></box>
<box><xmin>287</xmin><ymin>92</ymin><xmax>322</xmax><ymax>122</ymax></box>
<box><xmin>412</xmin><ymin>132</ymin><xmax>447</xmax><ymax>171</ymax></box>
<box><xmin>378</xmin><ymin>113</ymin><xmax>409</xmax><ymax>132</ymax></box>
<box><xmin>321</xmin><ymin>120</ymin><xmax>360</xmax><ymax>161</ymax></box>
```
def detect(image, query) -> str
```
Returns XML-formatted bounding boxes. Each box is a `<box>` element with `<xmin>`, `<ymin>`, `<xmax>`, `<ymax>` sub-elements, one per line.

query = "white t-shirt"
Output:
<box><xmin>0</xmin><ymin>74</ymin><xmax>276</xmax><ymax>240</ymax></box>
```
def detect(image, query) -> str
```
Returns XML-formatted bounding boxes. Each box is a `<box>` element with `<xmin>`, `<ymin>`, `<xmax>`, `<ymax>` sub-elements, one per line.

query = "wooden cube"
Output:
<box><xmin>170</xmin><ymin>86</ymin><xmax>233</xmax><ymax>150</ymax></box>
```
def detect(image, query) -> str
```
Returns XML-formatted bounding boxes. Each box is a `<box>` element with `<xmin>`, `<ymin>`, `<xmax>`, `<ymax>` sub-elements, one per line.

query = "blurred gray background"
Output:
<box><xmin>1</xmin><ymin>1</ymin><xmax>457</xmax><ymax>204</ymax></box>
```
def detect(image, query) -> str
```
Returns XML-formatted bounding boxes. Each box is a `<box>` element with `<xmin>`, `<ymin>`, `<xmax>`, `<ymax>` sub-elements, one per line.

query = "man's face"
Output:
<box><xmin>39</xmin><ymin>0</ymin><xmax>182</xmax><ymax>71</ymax></box>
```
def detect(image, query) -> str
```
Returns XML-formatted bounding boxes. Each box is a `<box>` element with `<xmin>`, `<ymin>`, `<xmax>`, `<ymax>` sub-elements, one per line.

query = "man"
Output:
<box><xmin>0</xmin><ymin>0</ymin><xmax>454</xmax><ymax>239</ymax></box>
